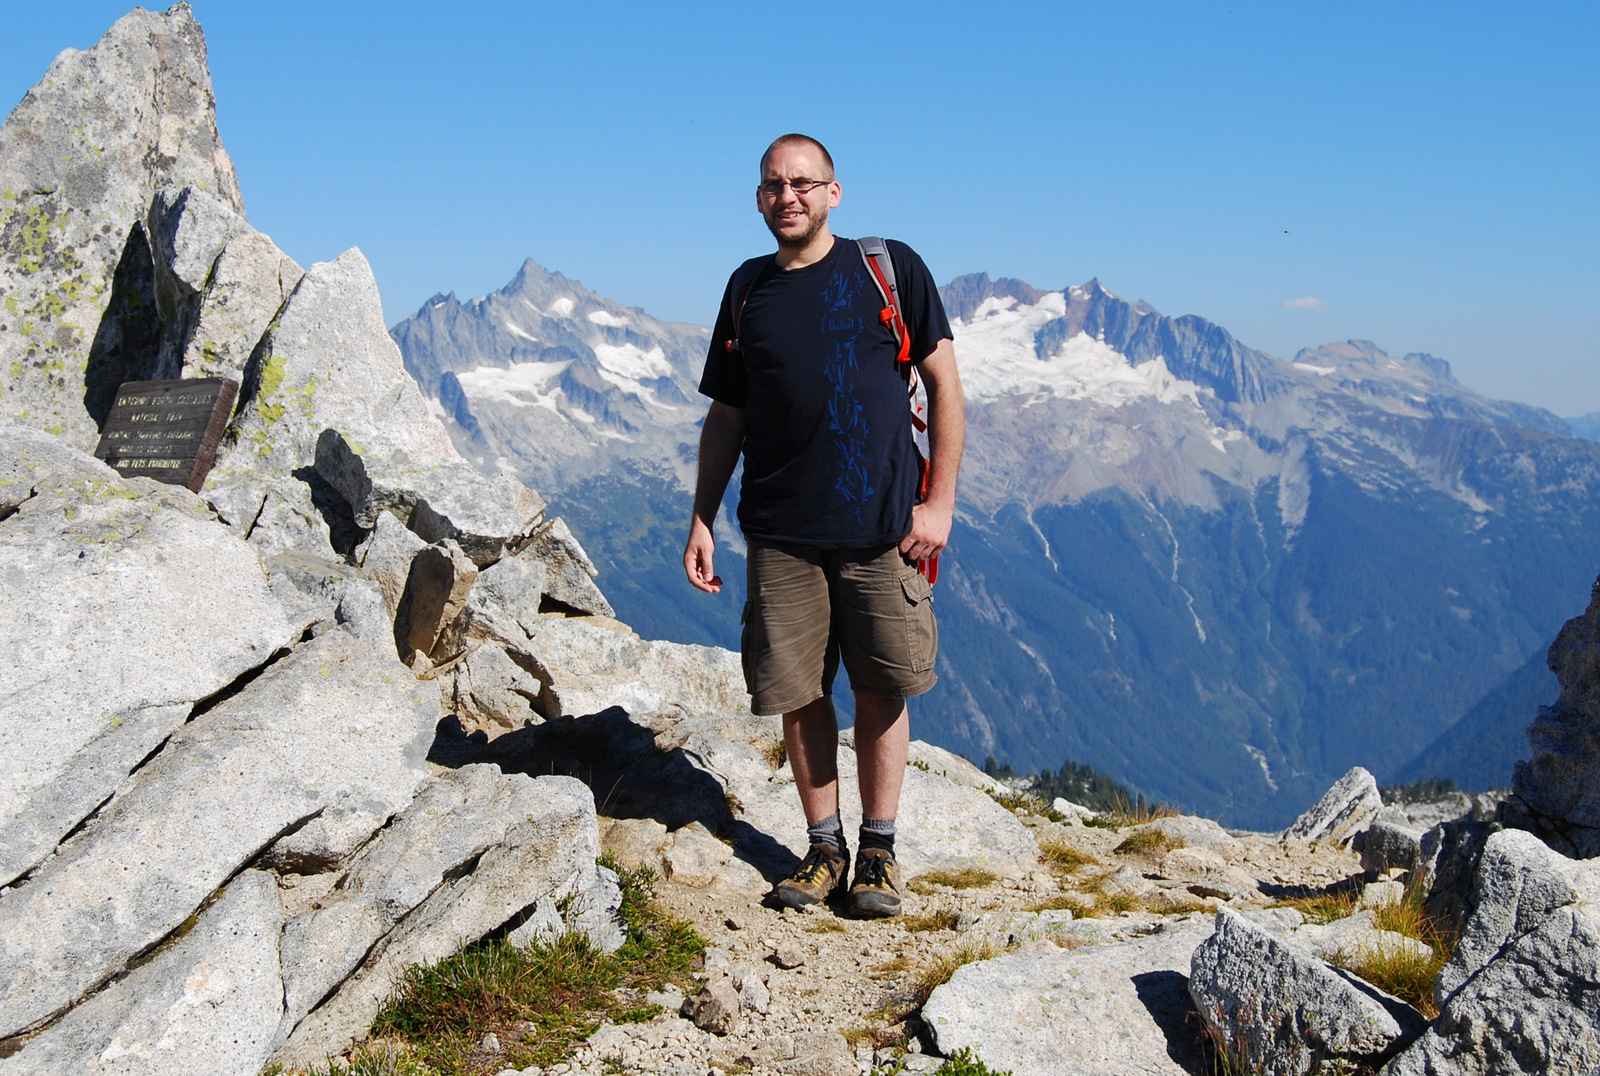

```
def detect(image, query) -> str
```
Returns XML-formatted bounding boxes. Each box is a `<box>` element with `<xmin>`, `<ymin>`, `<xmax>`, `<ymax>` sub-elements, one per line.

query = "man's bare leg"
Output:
<box><xmin>772</xmin><ymin>696</ymin><xmax>850</xmax><ymax>909</ymax></box>
<box><xmin>853</xmin><ymin>691</ymin><xmax>909</xmax><ymax>820</ymax></box>
<box><xmin>783</xmin><ymin>695</ymin><xmax>840</xmax><ymax>824</ymax></box>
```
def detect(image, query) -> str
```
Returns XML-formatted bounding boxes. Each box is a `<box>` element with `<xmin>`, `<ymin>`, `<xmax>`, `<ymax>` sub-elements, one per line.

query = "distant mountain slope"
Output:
<box><xmin>392</xmin><ymin>264</ymin><xmax>1600</xmax><ymax>828</ymax></box>
<box><xmin>1566</xmin><ymin>412</ymin><xmax>1600</xmax><ymax>442</ymax></box>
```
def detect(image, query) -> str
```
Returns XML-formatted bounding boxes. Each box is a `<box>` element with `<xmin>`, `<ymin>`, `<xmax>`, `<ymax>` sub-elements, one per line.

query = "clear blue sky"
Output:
<box><xmin>7</xmin><ymin>2</ymin><xmax>1598</xmax><ymax>413</ymax></box>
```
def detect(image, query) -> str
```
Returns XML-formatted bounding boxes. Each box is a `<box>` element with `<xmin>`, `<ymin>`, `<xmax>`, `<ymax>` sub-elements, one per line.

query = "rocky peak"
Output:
<box><xmin>0</xmin><ymin>2</ymin><xmax>241</xmax><ymax>450</ymax></box>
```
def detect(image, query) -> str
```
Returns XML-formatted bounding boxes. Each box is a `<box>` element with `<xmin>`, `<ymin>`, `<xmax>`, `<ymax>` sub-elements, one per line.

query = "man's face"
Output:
<box><xmin>757</xmin><ymin>143</ymin><xmax>841</xmax><ymax>249</ymax></box>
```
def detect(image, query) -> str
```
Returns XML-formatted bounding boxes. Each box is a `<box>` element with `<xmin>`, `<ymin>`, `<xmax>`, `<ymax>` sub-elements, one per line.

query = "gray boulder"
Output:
<box><xmin>331</xmin><ymin>576</ymin><xmax>392</xmax><ymax>654</ymax></box>
<box><xmin>358</xmin><ymin>508</ymin><xmax>431</xmax><ymax>619</ymax></box>
<box><xmin>922</xmin><ymin>921</ymin><xmax>1215</xmax><ymax>1076</ymax></box>
<box><xmin>1190</xmin><ymin>908</ymin><xmax>1425</xmax><ymax>1076</ymax></box>
<box><xmin>315</xmin><ymin>428</ymin><xmax>545</xmax><ymax>569</ymax></box>
<box><xmin>1504</xmin><ymin>576</ymin><xmax>1600</xmax><ymax>857</ymax></box>
<box><xmin>1283</xmin><ymin>766</ymin><xmax>1383</xmax><ymax>847</ymax></box>
<box><xmin>393</xmin><ymin>538</ymin><xmax>478</xmax><ymax>662</ymax></box>
<box><xmin>520</xmin><ymin>516</ymin><xmax>613</xmax><ymax>616</ymax></box>
<box><xmin>1417</xmin><ymin>817</ymin><xmax>1498</xmax><ymax>940</ymax></box>
<box><xmin>258</xmin><ymin>794</ymin><xmax>393</xmax><ymax>875</ymax></box>
<box><xmin>0</xmin><ymin>629</ymin><xmax>435</xmax><ymax>1038</ymax></box>
<box><xmin>202</xmin><ymin>246</ymin><xmax>457</xmax><ymax>539</ymax></box>
<box><xmin>0</xmin><ymin>870</ymin><xmax>284</xmax><ymax>1076</ymax></box>
<box><xmin>522</xmin><ymin>615</ymin><xmax>747</xmax><ymax>718</ymax></box>
<box><xmin>1360</xmin><ymin>817</ymin><xmax>1425</xmax><ymax>876</ymax></box>
<box><xmin>0</xmin><ymin>424</ymin><xmax>293</xmax><ymax>887</ymax></box>
<box><xmin>273</xmin><ymin>774</ymin><xmax>603</xmax><ymax>1067</ymax></box>
<box><xmin>468</xmin><ymin>545</ymin><xmax>548</xmax><ymax>630</ymax></box>
<box><xmin>0</xmin><ymin>3</ymin><xmax>244</xmax><ymax>450</ymax></box>
<box><xmin>1384</xmin><ymin>829</ymin><xmax>1600</xmax><ymax>1075</ymax></box>
<box><xmin>1434</xmin><ymin>828</ymin><xmax>1598</xmax><ymax>1003</ymax></box>
<box><xmin>447</xmin><ymin>642</ymin><xmax>545</xmax><ymax>730</ymax></box>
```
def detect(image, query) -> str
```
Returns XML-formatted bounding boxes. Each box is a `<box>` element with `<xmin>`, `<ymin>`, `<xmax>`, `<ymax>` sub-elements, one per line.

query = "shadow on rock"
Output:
<box><xmin>427</xmin><ymin>707</ymin><xmax>800</xmax><ymax>884</ymax></box>
<box><xmin>1131</xmin><ymin>970</ymin><xmax>1212</xmax><ymax>1076</ymax></box>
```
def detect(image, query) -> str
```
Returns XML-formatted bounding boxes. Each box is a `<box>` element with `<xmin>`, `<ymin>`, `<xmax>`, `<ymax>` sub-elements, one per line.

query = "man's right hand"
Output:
<box><xmin>684</xmin><ymin>517</ymin><xmax>723</xmax><ymax>593</ymax></box>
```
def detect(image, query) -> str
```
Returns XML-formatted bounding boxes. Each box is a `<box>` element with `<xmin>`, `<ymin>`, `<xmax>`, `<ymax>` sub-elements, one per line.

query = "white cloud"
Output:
<box><xmin>1282</xmin><ymin>296</ymin><xmax>1328</xmax><ymax>310</ymax></box>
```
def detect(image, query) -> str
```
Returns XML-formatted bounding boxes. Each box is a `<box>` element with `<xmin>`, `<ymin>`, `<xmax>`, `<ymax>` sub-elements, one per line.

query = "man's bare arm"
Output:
<box><xmin>899</xmin><ymin>338</ymin><xmax>964</xmax><ymax>562</ymax></box>
<box><xmin>684</xmin><ymin>400</ymin><xmax>748</xmax><ymax>593</ymax></box>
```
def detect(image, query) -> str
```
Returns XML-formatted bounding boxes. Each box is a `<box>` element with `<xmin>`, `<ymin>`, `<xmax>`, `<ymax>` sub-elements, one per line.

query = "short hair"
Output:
<box><xmin>760</xmin><ymin>133</ymin><xmax>835</xmax><ymax>180</ymax></box>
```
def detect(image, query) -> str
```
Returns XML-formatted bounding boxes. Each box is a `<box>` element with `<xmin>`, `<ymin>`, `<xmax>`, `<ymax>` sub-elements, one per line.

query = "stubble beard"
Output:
<box><xmin>765</xmin><ymin>200</ymin><xmax>828</xmax><ymax>249</ymax></box>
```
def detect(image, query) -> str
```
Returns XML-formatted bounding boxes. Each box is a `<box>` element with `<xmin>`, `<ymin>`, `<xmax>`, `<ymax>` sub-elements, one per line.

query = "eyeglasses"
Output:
<box><xmin>757</xmin><ymin>177</ymin><xmax>832</xmax><ymax>198</ymax></box>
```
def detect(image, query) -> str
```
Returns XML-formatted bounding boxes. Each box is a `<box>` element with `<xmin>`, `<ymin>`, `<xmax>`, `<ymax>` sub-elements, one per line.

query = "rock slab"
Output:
<box><xmin>0</xmin><ymin>424</ymin><xmax>292</xmax><ymax>887</ymax></box>
<box><xmin>0</xmin><ymin>630</ymin><xmax>434</xmax><ymax>1038</ymax></box>
<box><xmin>0</xmin><ymin>870</ymin><xmax>283</xmax><ymax>1076</ymax></box>
<box><xmin>1283</xmin><ymin>766</ymin><xmax>1383</xmax><ymax>847</ymax></box>
<box><xmin>923</xmin><ymin>921</ymin><xmax>1215</xmax><ymax>1076</ymax></box>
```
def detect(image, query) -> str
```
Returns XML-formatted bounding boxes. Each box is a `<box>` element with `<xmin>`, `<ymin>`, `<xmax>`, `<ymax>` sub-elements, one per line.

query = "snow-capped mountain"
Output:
<box><xmin>392</xmin><ymin>259</ymin><xmax>710</xmax><ymax>494</ymax></box>
<box><xmin>393</xmin><ymin>263</ymin><xmax>1600</xmax><ymax>828</ymax></box>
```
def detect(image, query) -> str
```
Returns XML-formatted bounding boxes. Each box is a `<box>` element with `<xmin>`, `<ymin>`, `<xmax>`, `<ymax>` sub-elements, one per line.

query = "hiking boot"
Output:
<box><xmin>772</xmin><ymin>840</ymin><xmax>850</xmax><ymax>909</ymax></box>
<box><xmin>848</xmin><ymin>846</ymin><xmax>903</xmax><ymax>918</ymax></box>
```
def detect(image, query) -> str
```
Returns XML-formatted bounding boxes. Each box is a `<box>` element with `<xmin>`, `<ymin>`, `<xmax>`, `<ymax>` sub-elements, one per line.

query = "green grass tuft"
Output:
<box><xmin>1037</xmin><ymin>840</ymin><xmax>1100</xmax><ymax>873</ymax></box>
<box><xmin>901</xmin><ymin>907</ymin><xmax>961</xmax><ymax>932</ymax></box>
<box><xmin>908</xmin><ymin>868</ymin><xmax>996</xmax><ymax>895</ymax></box>
<box><xmin>300</xmin><ymin>857</ymin><xmax>703</xmax><ymax>1075</ymax></box>
<box><xmin>1270</xmin><ymin>888</ymin><xmax>1359</xmax><ymax>925</ymax></box>
<box><xmin>1112</xmin><ymin>828</ymin><xmax>1185</xmax><ymax>856</ymax></box>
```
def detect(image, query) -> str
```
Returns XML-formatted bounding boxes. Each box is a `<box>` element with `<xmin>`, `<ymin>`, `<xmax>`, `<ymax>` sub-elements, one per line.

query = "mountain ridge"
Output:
<box><xmin>391</xmin><ymin>260</ymin><xmax>1600</xmax><ymax>827</ymax></box>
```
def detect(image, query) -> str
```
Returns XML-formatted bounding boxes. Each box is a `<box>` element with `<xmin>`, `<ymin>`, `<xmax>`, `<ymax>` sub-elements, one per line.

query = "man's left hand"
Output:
<box><xmin>899</xmin><ymin>501</ymin><xmax>953</xmax><ymax>562</ymax></box>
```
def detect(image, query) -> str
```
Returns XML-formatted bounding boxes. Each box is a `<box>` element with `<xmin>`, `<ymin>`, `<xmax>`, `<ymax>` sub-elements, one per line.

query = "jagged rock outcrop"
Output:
<box><xmin>0</xmin><ymin>8</ymin><xmax>667</xmax><ymax>1071</ymax></box>
<box><xmin>145</xmin><ymin>184</ymin><xmax>303</xmax><ymax>384</ymax></box>
<box><xmin>1282</xmin><ymin>766</ymin><xmax>1383</xmax><ymax>847</ymax></box>
<box><xmin>1189</xmin><ymin>908</ymin><xmax>1425</xmax><ymax>1076</ymax></box>
<box><xmin>1384</xmin><ymin>829</ymin><xmax>1600</xmax><ymax>1074</ymax></box>
<box><xmin>0</xmin><ymin>3</ymin><xmax>243</xmax><ymax>450</ymax></box>
<box><xmin>1502</xmin><ymin>576</ymin><xmax>1600</xmax><ymax>857</ymax></box>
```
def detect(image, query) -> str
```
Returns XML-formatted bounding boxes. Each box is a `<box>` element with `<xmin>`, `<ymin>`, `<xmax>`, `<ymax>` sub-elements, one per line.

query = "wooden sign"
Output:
<box><xmin>93</xmin><ymin>378</ymin><xmax>238</xmax><ymax>493</ymax></box>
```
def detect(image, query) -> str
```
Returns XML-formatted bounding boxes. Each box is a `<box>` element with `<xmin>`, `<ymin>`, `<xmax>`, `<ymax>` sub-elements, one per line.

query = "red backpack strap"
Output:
<box><xmin>857</xmin><ymin>237</ymin><xmax>911</xmax><ymax>367</ymax></box>
<box><xmin>858</xmin><ymin>238</ymin><xmax>926</xmax><ymax>433</ymax></box>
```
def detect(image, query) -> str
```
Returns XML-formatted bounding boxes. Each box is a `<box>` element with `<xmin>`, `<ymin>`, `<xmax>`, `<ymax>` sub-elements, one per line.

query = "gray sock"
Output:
<box><xmin>807</xmin><ymin>812</ymin><xmax>846</xmax><ymax>854</ymax></box>
<box><xmin>860</xmin><ymin>815</ymin><xmax>896</xmax><ymax>852</ymax></box>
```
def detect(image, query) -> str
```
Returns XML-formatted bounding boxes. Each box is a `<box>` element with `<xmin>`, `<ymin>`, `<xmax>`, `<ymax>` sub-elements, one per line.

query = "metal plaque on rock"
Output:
<box><xmin>93</xmin><ymin>378</ymin><xmax>238</xmax><ymax>492</ymax></box>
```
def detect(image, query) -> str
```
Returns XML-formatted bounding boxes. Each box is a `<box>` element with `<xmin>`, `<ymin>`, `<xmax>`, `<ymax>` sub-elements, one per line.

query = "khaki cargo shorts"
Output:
<box><xmin>742</xmin><ymin>539</ymin><xmax>938</xmax><ymax>716</ymax></box>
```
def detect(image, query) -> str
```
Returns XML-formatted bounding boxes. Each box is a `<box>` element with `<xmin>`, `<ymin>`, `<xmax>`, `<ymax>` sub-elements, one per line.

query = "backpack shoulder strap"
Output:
<box><xmin>722</xmin><ymin>256</ymin><xmax>769</xmax><ymax>354</ymax></box>
<box><xmin>856</xmin><ymin>237</ymin><xmax>911</xmax><ymax>367</ymax></box>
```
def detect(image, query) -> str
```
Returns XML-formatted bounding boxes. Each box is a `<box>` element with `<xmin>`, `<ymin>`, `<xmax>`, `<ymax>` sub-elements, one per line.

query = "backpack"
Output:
<box><xmin>722</xmin><ymin>238</ymin><xmax>940</xmax><ymax>584</ymax></box>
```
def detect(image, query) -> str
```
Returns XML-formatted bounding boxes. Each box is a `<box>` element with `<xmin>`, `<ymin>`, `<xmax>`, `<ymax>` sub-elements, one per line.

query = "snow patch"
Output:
<box><xmin>1294</xmin><ymin>362</ymin><xmax>1335</xmax><ymax>376</ymax></box>
<box><xmin>453</xmin><ymin>361</ymin><xmax>568</xmax><ymax>413</ymax></box>
<box><xmin>952</xmin><ymin>294</ymin><xmax>1202</xmax><ymax>408</ymax></box>
<box><xmin>587</xmin><ymin>309</ymin><xmax>630</xmax><ymax>328</ymax></box>
<box><xmin>594</xmin><ymin>342</ymin><xmax>672</xmax><ymax>381</ymax></box>
<box><xmin>1244</xmin><ymin>745</ymin><xmax>1279</xmax><ymax>792</ymax></box>
<box><xmin>549</xmin><ymin>296</ymin><xmax>575</xmax><ymax>317</ymax></box>
<box><xmin>503</xmin><ymin>322</ymin><xmax>537</xmax><ymax>342</ymax></box>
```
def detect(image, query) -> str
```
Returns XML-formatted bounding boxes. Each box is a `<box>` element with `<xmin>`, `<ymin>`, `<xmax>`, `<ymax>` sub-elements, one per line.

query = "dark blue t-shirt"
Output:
<box><xmin>699</xmin><ymin>237</ymin><xmax>953</xmax><ymax>548</ymax></box>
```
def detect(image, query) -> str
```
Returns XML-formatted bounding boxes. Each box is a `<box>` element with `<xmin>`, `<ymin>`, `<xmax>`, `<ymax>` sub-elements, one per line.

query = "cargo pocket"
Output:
<box><xmin>901</xmin><ymin>571</ymin><xmax>937</xmax><ymax>674</ymax></box>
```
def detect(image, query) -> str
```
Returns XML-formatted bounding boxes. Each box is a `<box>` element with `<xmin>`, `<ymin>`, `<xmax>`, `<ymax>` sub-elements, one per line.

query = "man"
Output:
<box><xmin>683</xmin><ymin>133</ymin><xmax>964</xmax><ymax>917</ymax></box>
